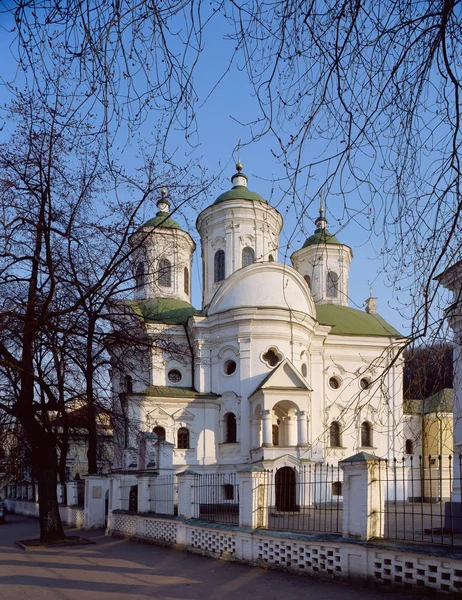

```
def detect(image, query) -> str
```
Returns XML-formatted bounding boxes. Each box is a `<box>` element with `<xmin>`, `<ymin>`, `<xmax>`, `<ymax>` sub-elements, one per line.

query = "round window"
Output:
<box><xmin>168</xmin><ymin>369</ymin><xmax>182</xmax><ymax>384</ymax></box>
<box><xmin>224</xmin><ymin>359</ymin><xmax>237</xmax><ymax>375</ymax></box>
<box><xmin>329</xmin><ymin>376</ymin><xmax>340</xmax><ymax>390</ymax></box>
<box><xmin>301</xmin><ymin>363</ymin><xmax>308</xmax><ymax>377</ymax></box>
<box><xmin>360</xmin><ymin>377</ymin><xmax>370</xmax><ymax>390</ymax></box>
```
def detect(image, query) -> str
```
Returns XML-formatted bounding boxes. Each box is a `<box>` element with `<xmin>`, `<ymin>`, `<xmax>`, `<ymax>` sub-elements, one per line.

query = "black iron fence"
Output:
<box><xmin>377</xmin><ymin>454</ymin><xmax>462</xmax><ymax>547</ymax></box>
<box><xmin>193</xmin><ymin>473</ymin><xmax>239</xmax><ymax>524</ymax></box>
<box><xmin>149</xmin><ymin>474</ymin><xmax>178</xmax><ymax>515</ymax></box>
<box><xmin>76</xmin><ymin>479</ymin><xmax>85</xmax><ymax>507</ymax></box>
<box><xmin>262</xmin><ymin>464</ymin><xmax>343</xmax><ymax>534</ymax></box>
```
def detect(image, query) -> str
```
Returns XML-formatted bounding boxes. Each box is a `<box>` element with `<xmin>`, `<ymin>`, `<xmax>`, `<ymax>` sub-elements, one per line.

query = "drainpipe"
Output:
<box><xmin>183</xmin><ymin>323</ymin><xmax>195</xmax><ymax>390</ymax></box>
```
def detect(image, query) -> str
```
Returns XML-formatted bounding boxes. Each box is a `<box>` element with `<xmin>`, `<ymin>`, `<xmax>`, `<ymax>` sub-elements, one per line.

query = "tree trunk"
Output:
<box><xmin>33</xmin><ymin>435</ymin><xmax>65</xmax><ymax>543</ymax></box>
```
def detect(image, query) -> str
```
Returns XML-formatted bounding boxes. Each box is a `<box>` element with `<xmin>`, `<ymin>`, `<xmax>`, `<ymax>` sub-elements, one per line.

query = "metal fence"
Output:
<box><xmin>149</xmin><ymin>474</ymin><xmax>178</xmax><ymax>515</ymax></box>
<box><xmin>193</xmin><ymin>473</ymin><xmax>239</xmax><ymax>524</ymax></box>
<box><xmin>76</xmin><ymin>480</ymin><xmax>85</xmax><ymax>507</ymax></box>
<box><xmin>262</xmin><ymin>464</ymin><xmax>343</xmax><ymax>534</ymax></box>
<box><xmin>377</xmin><ymin>454</ymin><xmax>462</xmax><ymax>547</ymax></box>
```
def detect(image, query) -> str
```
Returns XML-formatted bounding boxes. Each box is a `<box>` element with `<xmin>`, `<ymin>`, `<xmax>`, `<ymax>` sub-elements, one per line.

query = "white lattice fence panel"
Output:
<box><xmin>189</xmin><ymin>528</ymin><xmax>236</xmax><ymax>557</ymax></box>
<box><xmin>373</xmin><ymin>552</ymin><xmax>462</xmax><ymax>594</ymax></box>
<box><xmin>255</xmin><ymin>537</ymin><xmax>342</xmax><ymax>576</ymax></box>
<box><xmin>143</xmin><ymin>518</ymin><xmax>178</xmax><ymax>544</ymax></box>
<box><xmin>112</xmin><ymin>512</ymin><xmax>137</xmax><ymax>535</ymax></box>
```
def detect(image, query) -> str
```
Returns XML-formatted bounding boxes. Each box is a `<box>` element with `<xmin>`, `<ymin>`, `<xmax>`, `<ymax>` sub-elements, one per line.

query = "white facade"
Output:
<box><xmin>112</xmin><ymin>165</ymin><xmax>406</xmax><ymax>475</ymax></box>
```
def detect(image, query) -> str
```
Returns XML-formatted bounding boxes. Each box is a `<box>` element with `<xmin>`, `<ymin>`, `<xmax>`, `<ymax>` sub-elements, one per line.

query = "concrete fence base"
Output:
<box><xmin>108</xmin><ymin>510</ymin><xmax>462</xmax><ymax>596</ymax></box>
<box><xmin>5</xmin><ymin>499</ymin><xmax>84</xmax><ymax>529</ymax></box>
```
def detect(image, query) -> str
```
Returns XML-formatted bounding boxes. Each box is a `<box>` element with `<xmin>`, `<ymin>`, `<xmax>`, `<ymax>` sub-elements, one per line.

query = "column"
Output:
<box><xmin>237</xmin><ymin>467</ymin><xmax>268</xmax><ymax>529</ymax></box>
<box><xmin>137</xmin><ymin>473</ymin><xmax>154</xmax><ymax>513</ymax></box>
<box><xmin>286</xmin><ymin>416</ymin><xmax>297</xmax><ymax>446</ymax></box>
<box><xmin>177</xmin><ymin>470</ymin><xmax>199</xmax><ymax>519</ymax></box>
<box><xmin>339</xmin><ymin>452</ymin><xmax>385</xmax><ymax>541</ymax></box>
<box><xmin>296</xmin><ymin>410</ymin><xmax>309</xmax><ymax>446</ymax></box>
<box><xmin>262</xmin><ymin>410</ymin><xmax>273</xmax><ymax>447</ymax></box>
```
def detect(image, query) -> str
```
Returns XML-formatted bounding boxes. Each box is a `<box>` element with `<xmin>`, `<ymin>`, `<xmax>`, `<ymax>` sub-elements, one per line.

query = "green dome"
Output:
<box><xmin>303</xmin><ymin>228</ymin><xmax>340</xmax><ymax>248</ymax></box>
<box><xmin>214</xmin><ymin>185</ymin><xmax>267</xmax><ymax>205</ymax></box>
<box><xmin>143</xmin><ymin>211</ymin><xmax>182</xmax><ymax>230</ymax></box>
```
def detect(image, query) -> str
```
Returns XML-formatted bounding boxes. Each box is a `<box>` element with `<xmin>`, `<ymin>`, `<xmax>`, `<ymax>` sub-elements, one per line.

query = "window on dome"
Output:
<box><xmin>329</xmin><ymin>421</ymin><xmax>341</xmax><ymax>447</ymax></box>
<box><xmin>184</xmin><ymin>266</ymin><xmax>189</xmax><ymax>295</ymax></box>
<box><xmin>135</xmin><ymin>262</ymin><xmax>145</xmax><ymax>289</ymax></box>
<box><xmin>224</xmin><ymin>412</ymin><xmax>237</xmax><ymax>443</ymax></box>
<box><xmin>124</xmin><ymin>375</ymin><xmax>133</xmax><ymax>394</ymax></box>
<box><xmin>327</xmin><ymin>271</ymin><xmax>339</xmax><ymax>298</ymax></box>
<box><xmin>242</xmin><ymin>246</ymin><xmax>255</xmax><ymax>267</ymax></box>
<box><xmin>153</xmin><ymin>426</ymin><xmax>166</xmax><ymax>442</ymax></box>
<box><xmin>268</xmin><ymin>254</ymin><xmax>274</xmax><ymax>262</ymax></box>
<box><xmin>158</xmin><ymin>258</ymin><xmax>172</xmax><ymax>287</ymax></box>
<box><xmin>177</xmin><ymin>427</ymin><xmax>190</xmax><ymax>449</ymax></box>
<box><xmin>214</xmin><ymin>249</ymin><xmax>225</xmax><ymax>282</ymax></box>
<box><xmin>361</xmin><ymin>421</ymin><xmax>373</xmax><ymax>447</ymax></box>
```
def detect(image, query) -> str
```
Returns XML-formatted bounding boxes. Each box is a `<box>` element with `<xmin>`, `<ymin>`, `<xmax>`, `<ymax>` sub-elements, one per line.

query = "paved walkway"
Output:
<box><xmin>0</xmin><ymin>514</ymin><xmax>414</xmax><ymax>599</ymax></box>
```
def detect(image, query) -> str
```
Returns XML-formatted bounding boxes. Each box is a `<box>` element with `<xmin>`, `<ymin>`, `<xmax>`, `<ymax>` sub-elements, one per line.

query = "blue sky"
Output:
<box><xmin>0</xmin><ymin>7</ymin><xmax>420</xmax><ymax>336</ymax></box>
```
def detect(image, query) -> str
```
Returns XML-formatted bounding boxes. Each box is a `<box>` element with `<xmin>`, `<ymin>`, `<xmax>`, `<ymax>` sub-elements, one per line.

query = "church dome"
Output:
<box><xmin>301</xmin><ymin>208</ymin><xmax>340</xmax><ymax>248</ymax></box>
<box><xmin>213</xmin><ymin>162</ymin><xmax>267</xmax><ymax>205</ymax></box>
<box><xmin>208</xmin><ymin>262</ymin><xmax>316</xmax><ymax>318</ymax></box>
<box><xmin>142</xmin><ymin>190</ymin><xmax>183</xmax><ymax>230</ymax></box>
<box><xmin>143</xmin><ymin>212</ymin><xmax>182</xmax><ymax>230</ymax></box>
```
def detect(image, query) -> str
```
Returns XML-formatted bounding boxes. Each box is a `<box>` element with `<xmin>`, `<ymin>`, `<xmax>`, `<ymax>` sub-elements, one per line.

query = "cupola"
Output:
<box><xmin>130</xmin><ymin>188</ymin><xmax>196</xmax><ymax>303</ymax></box>
<box><xmin>197</xmin><ymin>160</ymin><xmax>283</xmax><ymax>309</ymax></box>
<box><xmin>291</xmin><ymin>204</ymin><xmax>352</xmax><ymax>306</ymax></box>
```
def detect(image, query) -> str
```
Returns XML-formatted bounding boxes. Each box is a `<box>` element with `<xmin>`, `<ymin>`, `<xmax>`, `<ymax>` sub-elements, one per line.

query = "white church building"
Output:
<box><xmin>112</xmin><ymin>162</ymin><xmax>405</xmax><ymax>477</ymax></box>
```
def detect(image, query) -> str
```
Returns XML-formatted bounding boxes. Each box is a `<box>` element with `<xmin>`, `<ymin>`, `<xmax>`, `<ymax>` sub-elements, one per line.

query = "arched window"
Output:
<box><xmin>405</xmin><ymin>439</ymin><xmax>414</xmax><ymax>455</ymax></box>
<box><xmin>177</xmin><ymin>427</ymin><xmax>190</xmax><ymax>449</ymax></box>
<box><xmin>361</xmin><ymin>421</ymin><xmax>372</xmax><ymax>447</ymax></box>
<box><xmin>214</xmin><ymin>249</ymin><xmax>225</xmax><ymax>282</ymax></box>
<box><xmin>153</xmin><ymin>426</ymin><xmax>166</xmax><ymax>442</ymax></box>
<box><xmin>268</xmin><ymin>254</ymin><xmax>274</xmax><ymax>262</ymax></box>
<box><xmin>272</xmin><ymin>424</ymin><xmax>279</xmax><ymax>446</ymax></box>
<box><xmin>225</xmin><ymin>413</ymin><xmax>237</xmax><ymax>443</ymax></box>
<box><xmin>184</xmin><ymin>266</ymin><xmax>189</xmax><ymax>295</ymax></box>
<box><xmin>332</xmin><ymin>481</ymin><xmax>343</xmax><ymax>496</ymax></box>
<box><xmin>124</xmin><ymin>375</ymin><xmax>133</xmax><ymax>394</ymax></box>
<box><xmin>329</xmin><ymin>421</ymin><xmax>341</xmax><ymax>447</ymax></box>
<box><xmin>135</xmin><ymin>262</ymin><xmax>145</xmax><ymax>289</ymax></box>
<box><xmin>242</xmin><ymin>246</ymin><xmax>255</xmax><ymax>267</ymax></box>
<box><xmin>327</xmin><ymin>271</ymin><xmax>339</xmax><ymax>298</ymax></box>
<box><xmin>158</xmin><ymin>258</ymin><xmax>172</xmax><ymax>287</ymax></box>
<box><xmin>304</xmin><ymin>275</ymin><xmax>311</xmax><ymax>290</ymax></box>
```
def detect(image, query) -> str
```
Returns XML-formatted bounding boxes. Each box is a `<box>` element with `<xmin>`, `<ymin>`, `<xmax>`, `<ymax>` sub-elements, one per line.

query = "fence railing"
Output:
<box><xmin>149</xmin><ymin>474</ymin><xmax>178</xmax><ymax>515</ymax></box>
<box><xmin>76</xmin><ymin>480</ymin><xmax>85</xmax><ymax>507</ymax></box>
<box><xmin>262</xmin><ymin>464</ymin><xmax>343</xmax><ymax>535</ymax></box>
<box><xmin>377</xmin><ymin>454</ymin><xmax>462</xmax><ymax>546</ymax></box>
<box><xmin>193</xmin><ymin>473</ymin><xmax>239</xmax><ymax>524</ymax></box>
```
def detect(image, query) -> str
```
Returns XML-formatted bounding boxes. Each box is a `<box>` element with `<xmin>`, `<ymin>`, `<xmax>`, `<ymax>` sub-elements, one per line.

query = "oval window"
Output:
<box><xmin>329</xmin><ymin>376</ymin><xmax>340</xmax><ymax>390</ymax></box>
<box><xmin>224</xmin><ymin>359</ymin><xmax>237</xmax><ymax>375</ymax></box>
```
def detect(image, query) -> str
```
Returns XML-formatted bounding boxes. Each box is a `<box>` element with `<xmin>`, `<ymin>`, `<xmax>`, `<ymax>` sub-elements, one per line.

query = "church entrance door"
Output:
<box><xmin>275</xmin><ymin>466</ymin><xmax>296</xmax><ymax>511</ymax></box>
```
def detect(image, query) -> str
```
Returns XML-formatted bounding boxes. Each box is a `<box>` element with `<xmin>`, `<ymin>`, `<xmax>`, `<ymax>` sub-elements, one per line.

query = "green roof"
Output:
<box><xmin>303</xmin><ymin>228</ymin><xmax>340</xmax><ymax>248</ymax></box>
<box><xmin>214</xmin><ymin>185</ymin><xmax>267</xmax><ymax>205</ymax></box>
<box><xmin>316</xmin><ymin>304</ymin><xmax>402</xmax><ymax>337</ymax></box>
<box><xmin>128</xmin><ymin>298</ymin><xmax>200</xmax><ymax>325</ymax></box>
<box><xmin>404</xmin><ymin>389</ymin><xmax>453</xmax><ymax>415</ymax></box>
<box><xmin>143</xmin><ymin>211</ymin><xmax>182</xmax><ymax>230</ymax></box>
<box><xmin>137</xmin><ymin>386</ymin><xmax>219</xmax><ymax>399</ymax></box>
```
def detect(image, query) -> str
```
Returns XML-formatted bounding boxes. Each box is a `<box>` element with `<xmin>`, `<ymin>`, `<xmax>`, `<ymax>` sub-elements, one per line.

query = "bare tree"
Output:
<box><xmin>3</xmin><ymin>0</ymin><xmax>461</xmax><ymax>342</ymax></box>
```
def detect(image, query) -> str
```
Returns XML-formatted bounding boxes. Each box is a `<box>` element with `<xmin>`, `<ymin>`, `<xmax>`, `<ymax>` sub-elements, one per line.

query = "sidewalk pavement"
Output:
<box><xmin>0</xmin><ymin>514</ymin><xmax>414</xmax><ymax>600</ymax></box>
